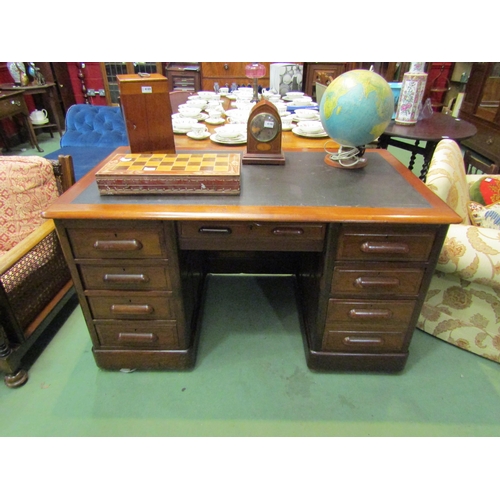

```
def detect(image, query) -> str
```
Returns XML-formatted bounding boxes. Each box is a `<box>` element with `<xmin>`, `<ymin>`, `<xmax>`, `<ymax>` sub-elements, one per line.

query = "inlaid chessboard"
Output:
<box><xmin>95</xmin><ymin>153</ymin><xmax>241</xmax><ymax>195</ymax></box>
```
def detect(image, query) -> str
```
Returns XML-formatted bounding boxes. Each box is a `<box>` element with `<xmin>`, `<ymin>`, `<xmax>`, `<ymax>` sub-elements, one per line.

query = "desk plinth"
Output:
<box><xmin>45</xmin><ymin>149</ymin><xmax>461</xmax><ymax>373</ymax></box>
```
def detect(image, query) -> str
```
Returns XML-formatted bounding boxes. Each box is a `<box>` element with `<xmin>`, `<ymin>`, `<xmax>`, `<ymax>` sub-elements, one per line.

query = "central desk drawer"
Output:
<box><xmin>178</xmin><ymin>221</ymin><xmax>326</xmax><ymax>251</ymax></box>
<box><xmin>95</xmin><ymin>320</ymin><xmax>179</xmax><ymax>349</ymax></box>
<box><xmin>68</xmin><ymin>227</ymin><xmax>166</xmax><ymax>259</ymax></box>
<box><xmin>88</xmin><ymin>295</ymin><xmax>177</xmax><ymax>320</ymax></box>
<box><xmin>80</xmin><ymin>265</ymin><xmax>172</xmax><ymax>291</ymax></box>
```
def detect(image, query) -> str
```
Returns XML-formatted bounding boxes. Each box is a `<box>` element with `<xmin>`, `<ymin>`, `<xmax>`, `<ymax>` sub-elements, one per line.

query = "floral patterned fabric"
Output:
<box><xmin>0</xmin><ymin>156</ymin><xmax>59</xmax><ymax>255</ymax></box>
<box><xmin>417</xmin><ymin>140</ymin><xmax>500</xmax><ymax>364</ymax></box>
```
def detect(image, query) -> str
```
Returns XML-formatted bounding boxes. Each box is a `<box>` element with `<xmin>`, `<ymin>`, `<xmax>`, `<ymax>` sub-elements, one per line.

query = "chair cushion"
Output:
<box><xmin>0</xmin><ymin>156</ymin><xmax>59</xmax><ymax>254</ymax></box>
<box><xmin>60</xmin><ymin>104</ymin><xmax>128</xmax><ymax>148</ymax></box>
<box><xmin>468</xmin><ymin>201</ymin><xmax>500</xmax><ymax>229</ymax></box>
<box><xmin>469</xmin><ymin>176</ymin><xmax>500</xmax><ymax>205</ymax></box>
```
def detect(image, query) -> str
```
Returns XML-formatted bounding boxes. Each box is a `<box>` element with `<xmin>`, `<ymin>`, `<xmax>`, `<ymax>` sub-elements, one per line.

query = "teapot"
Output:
<box><xmin>30</xmin><ymin>109</ymin><xmax>48</xmax><ymax>123</ymax></box>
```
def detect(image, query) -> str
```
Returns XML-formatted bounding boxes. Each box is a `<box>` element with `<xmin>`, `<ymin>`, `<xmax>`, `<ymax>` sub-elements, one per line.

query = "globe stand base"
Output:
<box><xmin>324</xmin><ymin>154</ymin><xmax>367</xmax><ymax>169</ymax></box>
<box><xmin>323</xmin><ymin>144</ymin><xmax>367</xmax><ymax>169</ymax></box>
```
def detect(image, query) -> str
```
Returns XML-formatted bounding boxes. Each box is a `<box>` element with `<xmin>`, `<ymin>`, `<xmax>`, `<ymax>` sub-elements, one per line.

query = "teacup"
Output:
<box><xmin>281</xmin><ymin>114</ymin><xmax>294</xmax><ymax>129</ymax></box>
<box><xmin>294</xmin><ymin>108</ymin><xmax>319</xmax><ymax>120</ymax></box>
<box><xmin>208</xmin><ymin>109</ymin><xmax>223</xmax><ymax>121</ymax></box>
<box><xmin>227</xmin><ymin>111</ymin><xmax>249</xmax><ymax>124</ymax></box>
<box><xmin>198</xmin><ymin>91</ymin><xmax>216</xmax><ymax>99</ymax></box>
<box><xmin>215</xmin><ymin>125</ymin><xmax>245</xmax><ymax>139</ymax></box>
<box><xmin>172</xmin><ymin>117</ymin><xmax>197</xmax><ymax>132</ymax></box>
<box><xmin>185</xmin><ymin>99</ymin><xmax>207</xmax><ymax>108</ymax></box>
<box><xmin>293</xmin><ymin>97</ymin><xmax>313</xmax><ymax>107</ymax></box>
<box><xmin>275</xmin><ymin>102</ymin><xmax>288</xmax><ymax>115</ymax></box>
<box><xmin>219</xmin><ymin>87</ymin><xmax>229</xmax><ymax>95</ymax></box>
<box><xmin>286</xmin><ymin>91</ymin><xmax>304</xmax><ymax>100</ymax></box>
<box><xmin>297</xmin><ymin>120</ymin><xmax>324</xmax><ymax>134</ymax></box>
<box><xmin>190</xmin><ymin>123</ymin><xmax>208</xmax><ymax>137</ymax></box>
<box><xmin>179</xmin><ymin>107</ymin><xmax>201</xmax><ymax>118</ymax></box>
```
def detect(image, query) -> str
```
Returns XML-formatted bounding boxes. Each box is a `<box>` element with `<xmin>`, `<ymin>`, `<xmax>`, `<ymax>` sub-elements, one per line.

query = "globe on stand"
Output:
<box><xmin>319</xmin><ymin>69</ymin><xmax>394</xmax><ymax>169</ymax></box>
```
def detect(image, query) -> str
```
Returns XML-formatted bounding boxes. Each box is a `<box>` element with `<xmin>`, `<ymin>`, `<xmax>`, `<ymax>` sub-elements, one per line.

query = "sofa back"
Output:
<box><xmin>60</xmin><ymin>104</ymin><xmax>128</xmax><ymax>148</ymax></box>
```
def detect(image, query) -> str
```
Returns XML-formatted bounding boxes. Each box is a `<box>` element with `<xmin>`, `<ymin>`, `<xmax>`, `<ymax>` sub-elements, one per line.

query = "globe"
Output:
<box><xmin>319</xmin><ymin>69</ymin><xmax>394</xmax><ymax>167</ymax></box>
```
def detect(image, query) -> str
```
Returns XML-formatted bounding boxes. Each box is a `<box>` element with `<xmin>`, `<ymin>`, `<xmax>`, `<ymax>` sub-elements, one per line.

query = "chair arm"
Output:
<box><xmin>436</xmin><ymin>224</ymin><xmax>500</xmax><ymax>290</ymax></box>
<box><xmin>0</xmin><ymin>220</ymin><xmax>55</xmax><ymax>275</ymax></box>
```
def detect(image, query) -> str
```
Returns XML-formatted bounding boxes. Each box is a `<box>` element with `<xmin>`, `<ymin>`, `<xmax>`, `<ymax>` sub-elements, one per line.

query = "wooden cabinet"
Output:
<box><xmin>100</xmin><ymin>62</ymin><xmax>164</xmax><ymax>105</ymax></box>
<box><xmin>459</xmin><ymin>62</ymin><xmax>500</xmax><ymax>165</ymax></box>
<box><xmin>117</xmin><ymin>73</ymin><xmax>175</xmax><ymax>154</ymax></box>
<box><xmin>303</xmin><ymin>62</ymin><xmax>354</xmax><ymax>100</ymax></box>
<box><xmin>200</xmin><ymin>62</ymin><xmax>270</xmax><ymax>91</ymax></box>
<box><xmin>166</xmin><ymin>63</ymin><xmax>201</xmax><ymax>92</ymax></box>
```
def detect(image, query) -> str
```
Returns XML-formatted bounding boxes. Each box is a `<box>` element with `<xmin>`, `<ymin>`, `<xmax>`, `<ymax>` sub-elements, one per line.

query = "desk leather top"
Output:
<box><xmin>45</xmin><ymin>149</ymin><xmax>461</xmax><ymax>224</ymax></box>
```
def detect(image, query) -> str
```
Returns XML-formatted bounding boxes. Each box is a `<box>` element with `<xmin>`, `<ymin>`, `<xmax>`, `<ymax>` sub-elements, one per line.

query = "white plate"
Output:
<box><xmin>173</xmin><ymin>128</ymin><xmax>191</xmax><ymax>134</ymax></box>
<box><xmin>282</xmin><ymin>124</ymin><xmax>295</xmax><ymax>131</ymax></box>
<box><xmin>205</xmin><ymin>117</ymin><xmax>226</xmax><ymax>125</ymax></box>
<box><xmin>173</xmin><ymin>112</ymin><xmax>208</xmax><ymax>121</ymax></box>
<box><xmin>292</xmin><ymin>115</ymin><xmax>321</xmax><ymax>122</ymax></box>
<box><xmin>187</xmin><ymin>131</ymin><xmax>211</xmax><ymax>140</ymax></box>
<box><xmin>292</xmin><ymin>127</ymin><xmax>328</xmax><ymax>138</ymax></box>
<box><xmin>210</xmin><ymin>133</ymin><xmax>247</xmax><ymax>145</ymax></box>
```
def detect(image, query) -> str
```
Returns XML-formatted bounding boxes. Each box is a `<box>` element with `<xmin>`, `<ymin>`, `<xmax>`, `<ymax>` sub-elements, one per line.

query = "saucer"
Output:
<box><xmin>282</xmin><ymin>124</ymin><xmax>295</xmax><ymax>131</ymax></box>
<box><xmin>187</xmin><ymin>131</ymin><xmax>211</xmax><ymax>140</ymax></box>
<box><xmin>210</xmin><ymin>133</ymin><xmax>247</xmax><ymax>145</ymax></box>
<box><xmin>205</xmin><ymin>117</ymin><xmax>226</xmax><ymax>125</ymax></box>
<box><xmin>30</xmin><ymin>118</ymin><xmax>49</xmax><ymax>125</ymax></box>
<box><xmin>292</xmin><ymin>115</ymin><xmax>320</xmax><ymax>122</ymax></box>
<box><xmin>292</xmin><ymin>127</ymin><xmax>327</xmax><ymax>138</ymax></box>
<box><xmin>173</xmin><ymin>128</ymin><xmax>191</xmax><ymax>134</ymax></box>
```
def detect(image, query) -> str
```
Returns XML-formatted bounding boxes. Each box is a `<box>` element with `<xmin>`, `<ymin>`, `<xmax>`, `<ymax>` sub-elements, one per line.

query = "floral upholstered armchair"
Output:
<box><xmin>417</xmin><ymin>139</ymin><xmax>500</xmax><ymax>364</ymax></box>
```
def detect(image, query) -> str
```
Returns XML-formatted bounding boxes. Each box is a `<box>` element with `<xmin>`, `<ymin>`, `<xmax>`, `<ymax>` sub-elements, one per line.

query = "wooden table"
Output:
<box><xmin>44</xmin><ymin>148</ymin><xmax>460</xmax><ymax>374</ymax></box>
<box><xmin>0</xmin><ymin>90</ymin><xmax>41</xmax><ymax>152</ymax></box>
<box><xmin>172</xmin><ymin>96</ymin><xmax>333</xmax><ymax>153</ymax></box>
<box><xmin>378</xmin><ymin>113</ymin><xmax>477</xmax><ymax>181</ymax></box>
<box><xmin>0</xmin><ymin>82</ymin><xmax>63</xmax><ymax>143</ymax></box>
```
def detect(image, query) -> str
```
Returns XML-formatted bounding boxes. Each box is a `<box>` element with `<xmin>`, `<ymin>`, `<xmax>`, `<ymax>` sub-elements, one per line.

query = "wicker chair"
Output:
<box><xmin>0</xmin><ymin>155</ymin><xmax>77</xmax><ymax>387</ymax></box>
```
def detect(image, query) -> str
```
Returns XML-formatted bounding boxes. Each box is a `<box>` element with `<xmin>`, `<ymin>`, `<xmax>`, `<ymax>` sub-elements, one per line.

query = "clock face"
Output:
<box><xmin>249</xmin><ymin>112</ymin><xmax>279</xmax><ymax>143</ymax></box>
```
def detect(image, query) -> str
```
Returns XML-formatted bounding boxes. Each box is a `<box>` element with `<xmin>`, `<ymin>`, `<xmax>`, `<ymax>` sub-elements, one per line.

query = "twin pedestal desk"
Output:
<box><xmin>44</xmin><ymin>148</ymin><xmax>461</xmax><ymax>373</ymax></box>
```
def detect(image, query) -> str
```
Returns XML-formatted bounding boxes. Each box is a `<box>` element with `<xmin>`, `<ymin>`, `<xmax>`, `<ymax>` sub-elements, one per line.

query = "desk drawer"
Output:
<box><xmin>68</xmin><ymin>227</ymin><xmax>166</xmax><ymax>259</ymax></box>
<box><xmin>326</xmin><ymin>299</ymin><xmax>416</xmax><ymax>328</ymax></box>
<box><xmin>337</xmin><ymin>224</ymin><xmax>435</xmax><ymax>262</ymax></box>
<box><xmin>95</xmin><ymin>320</ymin><xmax>179</xmax><ymax>349</ymax></box>
<box><xmin>331</xmin><ymin>266</ymin><xmax>424</xmax><ymax>296</ymax></box>
<box><xmin>0</xmin><ymin>96</ymin><xmax>26</xmax><ymax>117</ymax></box>
<box><xmin>178</xmin><ymin>221</ymin><xmax>326</xmax><ymax>251</ymax></box>
<box><xmin>322</xmin><ymin>329</ymin><xmax>406</xmax><ymax>352</ymax></box>
<box><xmin>80</xmin><ymin>264</ymin><xmax>172</xmax><ymax>291</ymax></box>
<box><xmin>88</xmin><ymin>294</ymin><xmax>177</xmax><ymax>320</ymax></box>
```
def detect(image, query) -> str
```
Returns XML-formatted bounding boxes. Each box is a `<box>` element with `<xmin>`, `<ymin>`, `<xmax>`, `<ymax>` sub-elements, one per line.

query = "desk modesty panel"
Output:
<box><xmin>44</xmin><ymin>149</ymin><xmax>461</xmax><ymax>373</ymax></box>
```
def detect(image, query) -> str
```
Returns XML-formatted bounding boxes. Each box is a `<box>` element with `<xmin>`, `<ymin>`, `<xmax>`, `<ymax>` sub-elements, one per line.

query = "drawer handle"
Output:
<box><xmin>93</xmin><ymin>239</ymin><xmax>143</xmax><ymax>251</ymax></box>
<box><xmin>348</xmin><ymin>308</ymin><xmax>392</xmax><ymax>319</ymax></box>
<box><xmin>354</xmin><ymin>277</ymin><xmax>400</xmax><ymax>288</ymax></box>
<box><xmin>198</xmin><ymin>227</ymin><xmax>232</xmax><ymax>234</ymax></box>
<box><xmin>272</xmin><ymin>227</ymin><xmax>304</xmax><ymax>236</ymax></box>
<box><xmin>361</xmin><ymin>241</ymin><xmax>409</xmax><ymax>254</ymax></box>
<box><xmin>110</xmin><ymin>304</ymin><xmax>154</xmax><ymax>315</ymax></box>
<box><xmin>117</xmin><ymin>332</ymin><xmax>158</xmax><ymax>343</ymax></box>
<box><xmin>343</xmin><ymin>336</ymin><xmax>384</xmax><ymax>346</ymax></box>
<box><xmin>486</xmin><ymin>136</ymin><xmax>493</xmax><ymax>145</ymax></box>
<box><xmin>103</xmin><ymin>273</ymin><xmax>149</xmax><ymax>284</ymax></box>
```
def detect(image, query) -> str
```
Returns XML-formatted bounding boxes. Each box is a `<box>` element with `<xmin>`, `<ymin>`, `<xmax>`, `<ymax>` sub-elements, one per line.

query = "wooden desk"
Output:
<box><xmin>0</xmin><ymin>90</ymin><xmax>41</xmax><ymax>152</ymax></box>
<box><xmin>378</xmin><ymin>113</ymin><xmax>477</xmax><ymax>181</ymax></box>
<box><xmin>0</xmin><ymin>82</ymin><xmax>63</xmax><ymax>140</ymax></box>
<box><xmin>44</xmin><ymin>148</ymin><xmax>460</xmax><ymax>374</ymax></box>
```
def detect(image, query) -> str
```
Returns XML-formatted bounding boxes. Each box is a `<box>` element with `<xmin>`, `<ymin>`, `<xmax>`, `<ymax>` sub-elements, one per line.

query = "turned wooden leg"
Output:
<box><xmin>4</xmin><ymin>369</ymin><xmax>29</xmax><ymax>388</ymax></box>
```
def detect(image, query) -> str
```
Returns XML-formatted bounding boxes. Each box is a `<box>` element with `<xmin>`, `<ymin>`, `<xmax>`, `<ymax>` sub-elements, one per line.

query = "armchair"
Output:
<box><xmin>0</xmin><ymin>155</ymin><xmax>77</xmax><ymax>387</ymax></box>
<box><xmin>417</xmin><ymin>139</ymin><xmax>500</xmax><ymax>364</ymax></box>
